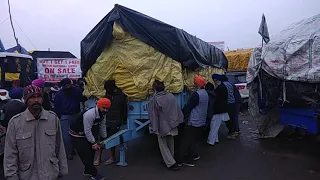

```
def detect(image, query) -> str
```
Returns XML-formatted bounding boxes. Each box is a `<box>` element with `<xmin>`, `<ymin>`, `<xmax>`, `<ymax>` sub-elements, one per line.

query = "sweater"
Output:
<box><xmin>105</xmin><ymin>88</ymin><xmax>128</xmax><ymax>126</ymax></box>
<box><xmin>54</xmin><ymin>87</ymin><xmax>87</xmax><ymax>117</ymax></box>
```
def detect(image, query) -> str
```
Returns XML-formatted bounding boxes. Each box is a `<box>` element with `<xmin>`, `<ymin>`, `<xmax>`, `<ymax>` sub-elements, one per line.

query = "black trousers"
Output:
<box><xmin>71</xmin><ymin>136</ymin><xmax>97</xmax><ymax>176</ymax></box>
<box><xmin>176</xmin><ymin>126</ymin><xmax>204</xmax><ymax>164</ymax></box>
<box><xmin>226</xmin><ymin>103</ymin><xmax>236</xmax><ymax>135</ymax></box>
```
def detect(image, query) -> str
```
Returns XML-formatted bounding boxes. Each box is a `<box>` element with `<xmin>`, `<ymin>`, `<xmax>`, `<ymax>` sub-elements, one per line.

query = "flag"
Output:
<box><xmin>0</xmin><ymin>39</ymin><xmax>5</xmax><ymax>52</ymax></box>
<box><xmin>258</xmin><ymin>14</ymin><xmax>270</xmax><ymax>44</ymax></box>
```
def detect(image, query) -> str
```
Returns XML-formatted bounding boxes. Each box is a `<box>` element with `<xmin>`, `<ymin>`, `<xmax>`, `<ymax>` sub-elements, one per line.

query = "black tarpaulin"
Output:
<box><xmin>81</xmin><ymin>4</ymin><xmax>228</xmax><ymax>76</ymax></box>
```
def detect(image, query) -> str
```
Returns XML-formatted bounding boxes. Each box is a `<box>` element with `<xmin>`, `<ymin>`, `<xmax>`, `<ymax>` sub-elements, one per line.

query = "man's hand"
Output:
<box><xmin>92</xmin><ymin>143</ymin><xmax>101</xmax><ymax>150</ymax></box>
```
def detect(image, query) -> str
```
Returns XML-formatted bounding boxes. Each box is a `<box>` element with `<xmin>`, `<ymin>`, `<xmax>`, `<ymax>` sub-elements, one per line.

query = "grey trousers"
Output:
<box><xmin>157</xmin><ymin>135</ymin><xmax>176</xmax><ymax>167</ymax></box>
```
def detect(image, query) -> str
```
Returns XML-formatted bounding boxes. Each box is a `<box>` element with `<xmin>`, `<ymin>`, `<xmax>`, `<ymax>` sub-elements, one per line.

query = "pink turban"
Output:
<box><xmin>32</xmin><ymin>78</ymin><xmax>45</xmax><ymax>88</ymax></box>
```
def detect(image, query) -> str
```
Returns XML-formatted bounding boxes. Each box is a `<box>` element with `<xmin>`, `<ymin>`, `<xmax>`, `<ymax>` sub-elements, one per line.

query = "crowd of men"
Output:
<box><xmin>148</xmin><ymin>74</ymin><xmax>242</xmax><ymax>171</ymax></box>
<box><xmin>1</xmin><ymin>73</ymin><xmax>242</xmax><ymax>179</ymax></box>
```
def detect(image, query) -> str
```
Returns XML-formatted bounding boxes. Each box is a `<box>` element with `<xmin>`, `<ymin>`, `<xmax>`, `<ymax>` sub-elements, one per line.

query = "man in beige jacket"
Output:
<box><xmin>4</xmin><ymin>84</ymin><xmax>68</xmax><ymax>180</ymax></box>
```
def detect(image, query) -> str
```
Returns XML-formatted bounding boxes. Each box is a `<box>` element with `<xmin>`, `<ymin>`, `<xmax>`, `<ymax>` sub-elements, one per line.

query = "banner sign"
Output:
<box><xmin>37</xmin><ymin>58</ymin><xmax>82</xmax><ymax>82</ymax></box>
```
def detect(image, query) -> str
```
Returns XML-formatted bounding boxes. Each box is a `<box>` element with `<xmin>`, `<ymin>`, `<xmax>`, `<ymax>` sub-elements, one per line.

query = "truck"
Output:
<box><xmin>80</xmin><ymin>4</ymin><xmax>228</xmax><ymax>166</ymax></box>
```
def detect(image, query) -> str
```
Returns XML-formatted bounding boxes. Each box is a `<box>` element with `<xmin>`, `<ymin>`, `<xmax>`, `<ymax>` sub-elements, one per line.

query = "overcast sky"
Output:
<box><xmin>1</xmin><ymin>0</ymin><xmax>320</xmax><ymax>58</ymax></box>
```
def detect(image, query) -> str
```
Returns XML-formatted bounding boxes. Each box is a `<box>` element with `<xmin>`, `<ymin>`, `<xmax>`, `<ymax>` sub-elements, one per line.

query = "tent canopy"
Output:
<box><xmin>253</xmin><ymin>13</ymin><xmax>320</xmax><ymax>83</ymax></box>
<box><xmin>81</xmin><ymin>4</ymin><xmax>228</xmax><ymax>76</ymax></box>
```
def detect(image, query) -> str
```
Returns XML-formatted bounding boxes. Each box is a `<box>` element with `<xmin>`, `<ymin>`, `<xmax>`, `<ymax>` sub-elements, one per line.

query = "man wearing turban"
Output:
<box><xmin>69</xmin><ymin>98</ymin><xmax>111</xmax><ymax>180</ymax></box>
<box><xmin>177</xmin><ymin>75</ymin><xmax>209</xmax><ymax>167</ymax></box>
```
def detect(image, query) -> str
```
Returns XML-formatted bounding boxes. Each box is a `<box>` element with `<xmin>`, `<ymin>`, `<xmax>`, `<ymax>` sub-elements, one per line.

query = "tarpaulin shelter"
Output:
<box><xmin>0</xmin><ymin>52</ymin><xmax>33</xmax><ymax>88</ymax></box>
<box><xmin>80</xmin><ymin>4</ymin><xmax>227</xmax><ymax>100</ymax></box>
<box><xmin>247</xmin><ymin>13</ymin><xmax>320</xmax><ymax>137</ymax></box>
<box><xmin>224</xmin><ymin>49</ymin><xmax>252</xmax><ymax>71</ymax></box>
<box><xmin>6</xmin><ymin>44</ymin><xmax>29</xmax><ymax>55</ymax></box>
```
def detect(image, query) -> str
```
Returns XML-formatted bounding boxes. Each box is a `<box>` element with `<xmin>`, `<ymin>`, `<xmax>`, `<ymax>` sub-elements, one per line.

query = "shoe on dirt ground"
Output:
<box><xmin>234</xmin><ymin>131</ymin><xmax>241</xmax><ymax>137</ymax></box>
<box><xmin>160</xmin><ymin>160</ymin><xmax>166</xmax><ymax>166</ymax></box>
<box><xmin>193</xmin><ymin>155</ymin><xmax>201</xmax><ymax>161</ymax></box>
<box><xmin>182</xmin><ymin>161</ymin><xmax>195</xmax><ymax>167</ymax></box>
<box><xmin>168</xmin><ymin>163</ymin><xmax>180</xmax><ymax>171</ymax></box>
<box><xmin>91</xmin><ymin>174</ymin><xmax>106</xmax><ymax>180</ymax></box>
<box><xmin>83</xmin><ymin>172</ymin><xmax>92</xmax><ymax>177</ymax></box>
<box><xmin>227</xmin><ymin>134</ymin><xmax>236</xmax><ymax>140</ymax></box>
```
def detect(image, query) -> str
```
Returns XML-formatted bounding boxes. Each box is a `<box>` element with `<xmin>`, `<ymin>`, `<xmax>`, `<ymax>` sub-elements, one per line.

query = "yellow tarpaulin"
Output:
<box><xmin>84</xmin><ymin>23</ymin><xmax>224</xmax><ymax>100</ymax></box>
<box><xmin>224</xmin><ymin>48</ymin><xmax>253</xmax><ymax>71</ymax></box>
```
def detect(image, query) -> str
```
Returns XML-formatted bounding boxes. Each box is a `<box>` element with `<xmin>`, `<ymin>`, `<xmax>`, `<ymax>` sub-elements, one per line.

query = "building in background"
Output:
<box><xmin>208</xmin><ymin>41</ymin><xmax>225</xmax><ymax>51</ymax></box>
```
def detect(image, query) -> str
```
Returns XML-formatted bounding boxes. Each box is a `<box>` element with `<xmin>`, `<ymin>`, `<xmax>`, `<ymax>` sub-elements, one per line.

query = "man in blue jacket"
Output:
<box><xmin>54</xmin><ymin>78</ymin><xmax>87</xmax><ymax>160</ymax></box>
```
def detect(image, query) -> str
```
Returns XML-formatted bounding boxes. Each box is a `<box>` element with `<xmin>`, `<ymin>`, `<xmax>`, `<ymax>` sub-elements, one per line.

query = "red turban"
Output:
<box><xmin>194</xmin><ymin>75</ymin><xmax>206</xmax><ymax>88</ymax></box>
<box><xmin>97</xmin><ymin>98</ymin><xmax>111</xmax><ymax>109</ymax></box>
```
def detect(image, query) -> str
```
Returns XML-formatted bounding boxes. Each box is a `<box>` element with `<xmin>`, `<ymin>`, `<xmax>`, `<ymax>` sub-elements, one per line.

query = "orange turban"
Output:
<box><xmin>194</xmin><ymin>75</ymin><xmax>206</xmax><ymax>88</ymax></box>
<box><xmin>97</xmin><ymin>98</ymin><xmax>111</xmax><ymax>108</ymax></box>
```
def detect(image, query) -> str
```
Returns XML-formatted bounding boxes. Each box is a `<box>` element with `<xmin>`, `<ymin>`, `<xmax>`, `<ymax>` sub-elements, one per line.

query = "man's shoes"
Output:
<box><xmin>182</xmin><ymin>161</ymin><xmax>195</xmax><ymax>167</ymax></box>
<box><xmin>227</xmin><ymin>134</ymin><xmax>236</xmax><ymax>140</ymax></box>
<box><xmin>234</xmin><ymin>131</ymin><xmax>241</xmax><ymax>137</ymax></box>
<box><xmin>160</xmin><ymin>160</ymin><xmax>166</xmax><ymax>166</ymax></box>
<box><xmin>168</xmin><ymin>163</ymin><xmax>180</xmax><ymax>171</ymax></box>
<box><xmin>67</xmin><ymin>154</ymin><xmax>73</xmax><ymax>160</ymax></box>
<box><xmin>83</xmin><ymin>172</ymin><xmax>92</xmax><ymax>177</ymax></box>
<box><xmin>71</xmin><ymin>149</ymin><xmax>77</xmax><ymax>156</ymax></box>
<box><xmin>91</xmin><ymin>174</ymin><xmax>106</xmax><ymax>180</ymax></box>
<box><xmin>193</xmin><ymin>155</ymin><xmax>201</xmax><ymax>161</ymax></box>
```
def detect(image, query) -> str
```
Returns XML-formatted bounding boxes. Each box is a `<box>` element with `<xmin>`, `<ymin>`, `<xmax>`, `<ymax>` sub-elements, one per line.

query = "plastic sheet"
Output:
<box><xmin>84</xmin><ymin>23</ymin><xmax>184</xmax><ymax>100</ymax></box>
<box><xmin>260</xmin><ymin>13</ymin><xmax>320</xmax><ymax>82</ymax></box>
<box><xmin>83</xmin><ymin>24</ymin><xmax>224</xmax><ymax>100</ymax></box>
<box><xmin>81</xmin><ymin>4</ymin><xmax>228</xmax><ymax>77</ymax></box>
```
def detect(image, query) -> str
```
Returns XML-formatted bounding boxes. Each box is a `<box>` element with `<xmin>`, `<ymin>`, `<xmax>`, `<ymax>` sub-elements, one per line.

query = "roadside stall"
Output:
<box><xmin>0</xmin><ymin>52</ymin><xmax>34</xmax><ymax>155</ymax></box>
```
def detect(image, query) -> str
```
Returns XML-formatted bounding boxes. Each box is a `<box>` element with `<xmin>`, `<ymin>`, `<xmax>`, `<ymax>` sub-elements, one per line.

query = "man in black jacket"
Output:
<box><xmin>94</xmin><ymin>80</ymin><xmax>128</xmax><ymax>166</ymax></box>
<box><xmin>1</xmin><ymin>88</ymin><xmax>27</xmax><ymax>128</ymax></box>
<box><xmin>207</xmin><ymin>74</ymin><xmax>230</xmax><ymax>145</ymax></box>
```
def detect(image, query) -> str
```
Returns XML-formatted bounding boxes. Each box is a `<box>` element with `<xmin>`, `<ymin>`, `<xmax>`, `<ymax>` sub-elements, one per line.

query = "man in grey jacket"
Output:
<box><xmin>69</xmin><ymin>98</ymin><xmax>111</xmax><ymax>180</ymax></box>
<box><xmin>4</xmin><ymin>85</ymin><xmax>68</xmax><ymax>180</ymax></box>
<box><xmin>148</xmin><ymin>80</ymin><xmax>184</xmax><ymax>171</ymax></box>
